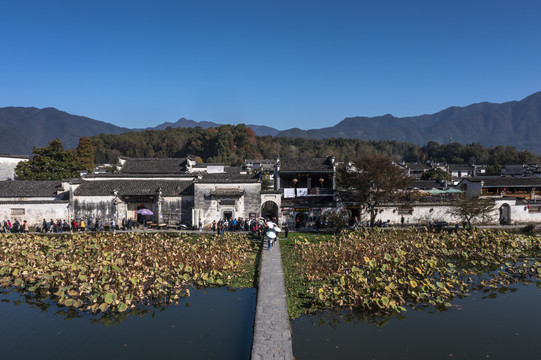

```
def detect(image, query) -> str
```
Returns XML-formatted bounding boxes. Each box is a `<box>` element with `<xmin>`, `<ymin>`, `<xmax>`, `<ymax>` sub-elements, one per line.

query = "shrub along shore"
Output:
<box><xmin>281</xmin><ymin>229</ymin><xmax>541</xmax><ymax>319</ymax></box>
<box><xmin>0</xmin><ymin>232</ymin><xmax>260</xmax><ymax>313</ymax></box>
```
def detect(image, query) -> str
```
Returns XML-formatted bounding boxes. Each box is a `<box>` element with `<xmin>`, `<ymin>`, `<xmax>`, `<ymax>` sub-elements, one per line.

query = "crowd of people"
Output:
<box><xmin>208</xmin><ymin>217</ymin><xmax>290</xmax><ymax>252</ymax></box>
<box><xmin>1</xmin><ymin>218</ymin><xmax>146</xmax><ymax>233</ymax></box>
<box><xmin>2</xmin><ymin>219</ymin><xmax>29</xmax><ymax>233</ymax></box>
<box><xmin>210</xmin><ymin>217</ymin><xmax>252</xmax><ymax>233</ymax></box>
<box><xmin>37</xmin><ymin>218</ymin><xmax>115</xmax><ymax>233</ymax></box>
<box><xmin>3</xmin><ymin>216</ymin><xmax>293</xmax><ymax>238</ymax></box>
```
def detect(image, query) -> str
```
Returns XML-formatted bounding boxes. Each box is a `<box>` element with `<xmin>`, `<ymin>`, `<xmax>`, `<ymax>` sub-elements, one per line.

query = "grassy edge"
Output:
<box><xmin>227</xmin><ymin>238</ymin><xmax>262</xmax><ymax>289</ymax></box>
<box><xmin>280</xmin><ymin>234</ymin><xmax>327</xmax><ymax>319</ymax></box>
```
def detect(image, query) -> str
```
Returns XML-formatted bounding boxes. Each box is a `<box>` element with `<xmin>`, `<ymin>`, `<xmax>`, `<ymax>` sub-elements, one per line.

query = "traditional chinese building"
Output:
<box><xmin>274</xmin><ymin>157</ymin><xmax>337</xmax><ymax>228</ymax></box>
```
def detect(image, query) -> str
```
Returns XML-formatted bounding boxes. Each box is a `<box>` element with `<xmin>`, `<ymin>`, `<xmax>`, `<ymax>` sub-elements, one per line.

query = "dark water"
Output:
<box><xmin>0</xmin><ymin>287</ymin><xmax>256</xmax><ymax>360</ymax></box>
<box><xmin>291</xmin><ymin>282</ymin><xmax>541</xmax><ymax>360</ymax></box>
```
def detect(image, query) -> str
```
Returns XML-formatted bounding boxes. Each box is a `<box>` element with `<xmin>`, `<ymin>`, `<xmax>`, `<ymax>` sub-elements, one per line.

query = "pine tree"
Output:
<box><xmin>75</xmin><ymin>136</ymin><xmax>95</xmax><ymax>173</ymax></box>
<box><xmin>15</xmin><ymin>139</ymin><xmax>80</xmax><ymax>180</ymax></box>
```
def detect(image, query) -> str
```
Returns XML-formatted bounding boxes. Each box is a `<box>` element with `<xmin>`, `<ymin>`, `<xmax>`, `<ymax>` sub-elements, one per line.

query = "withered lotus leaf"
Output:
<box><xmin>283</xmin><ymin>229</ymin><xmax>540</xmax><ymax>317</ymax></box>
<box><xmin>0</xmin><ymin>232</ymin><xmax>258</xmax><ymax>314</ymax></box>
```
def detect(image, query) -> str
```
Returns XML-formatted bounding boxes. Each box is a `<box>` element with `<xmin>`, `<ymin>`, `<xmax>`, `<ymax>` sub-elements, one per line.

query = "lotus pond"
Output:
<box><xmin>0</xmin><ymin>286</ymin><xmax>256</xmax><ymax>359</ymax></box>
<box><xmin>291</xmin><ymin>281</ymin><xmax>541</xmax><ymax>359</ymax></box>
<box><xmin>282</xmin><ymin>229</ymin><xmax>541</xmax><ymax>317</ymax></box>
<box><xmin>0</xmin><ymin>232</ymin><xmax>260</xmax><ymax>359</ymax></box>
<box><xmin>282</xmin><ymin>229</ymin><xmax>541</xmax><ymax>358</ymax></box>
<box><xmin>0</xmin><ymin>232</ymin><xmax>260</xmax><ymax>312</ymax></box>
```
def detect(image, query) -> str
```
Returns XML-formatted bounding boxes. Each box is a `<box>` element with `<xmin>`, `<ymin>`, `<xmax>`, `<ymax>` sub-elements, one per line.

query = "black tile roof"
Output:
<box><xmin>462</xmin><ymin>176</ymin><xmax>541</xmax><ymax>187</ymax></box>
<box><xmin>0</xmin><ymin>181</ymin><xmax>64</xmax><ymax>197</ymax></box>
<box><xmin>224</xmin><ymin>166</ymin><xmax>239</xmax><ymax>172</ymax></box>
<box><xmin>193</xmin><ymin>163</ymin><xmax>224</xmax><ymax>167</ymax></box>
<box><xmin>197</xmin><ymin>173</ymin><xmax>260</xmax><ymax>183</ymax></box>
<box><xmin>210</xmin><ymin>188</ymin><xmax>245</xmax><ymax>197</ymax></box>
<box><xmin>279</xmin><ymin>157</ymin><xmax>334</xmax><ymax>172</ymax></box>
<box><xmin>0</xmin><ymin>153</ymin><xmax>30</xmax><ymax>159</ymax></box>
<box><xmin>410</xmin><ymin>180</ymin><xmax>447</xmax><ymax>190</ymax></box>
<box><xmin>84</xmin><ymin>173</ymin><xmax>196</xmax><ymax>179</ymax></box>
<box><xmin>0</xmin><ymin>200</ymin><xmax>69</xmax><ymax>204</ymax></box>
<box><xmin>75</xmin><ymin>180</ymin><xmax>194</xmax><ymax>196</ymax></box>
<box><xmin>405</xmin><ymin>163</ymin><xmax>430</xmax><ymax>171</ymax></box>
<box><xmin>245</xmin><ymin>159</ymin><xmax>275</xmax><ymax>164</ymax></box>
<box><xmin>119</xmin><ymin>158</ymin><xmax>187</xmax><ymax>174</ymax></box>
<box><xmin>448</xmin><ymin>164</ymin><xmax>474</xmax><ymax>171</ymax></box>
<box><xmin>502</xmin><ymin>165</ymin><xmax>526</xmax><ymax>175</ymax></box>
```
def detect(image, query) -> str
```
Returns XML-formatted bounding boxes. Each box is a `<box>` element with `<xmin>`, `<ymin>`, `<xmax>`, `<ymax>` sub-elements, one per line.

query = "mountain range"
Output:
<box><xmin>278</xmin><ymin>92</ymin><xmax>541</xmax><ymax>154</ymax></box>
<box><xmin>1</xmin><ymin>91</ymin><xmax>540</xmax><ymax>155</ymax></box>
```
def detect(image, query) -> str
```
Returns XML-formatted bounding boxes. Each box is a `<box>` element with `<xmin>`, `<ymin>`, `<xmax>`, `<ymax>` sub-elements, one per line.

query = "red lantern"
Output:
<box><xmin>292</xmin><ymin>178</ymin><xmax>298</xmax><ymax>185</ymax></box>
<box><xmin>319</xmin><ymin>178</ymin><xmax>324</xmax><ymax>185</ymax></box>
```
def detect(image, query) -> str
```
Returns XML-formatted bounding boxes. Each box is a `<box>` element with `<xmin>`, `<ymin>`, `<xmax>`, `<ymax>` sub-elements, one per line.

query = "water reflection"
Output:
<box><xmin>0</xmin><ymin>287</ymin><xmax>256</xmax><ymax>360</ymax></box>
<box><xmin>292</xmin><ymin>282</ymin><xmax>541</xmax><ymax>360</ymax></box>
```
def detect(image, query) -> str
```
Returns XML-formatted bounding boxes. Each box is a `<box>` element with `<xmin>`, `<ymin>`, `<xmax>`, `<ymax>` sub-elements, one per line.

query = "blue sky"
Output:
<box><xmin>1</xmin><ymin>0</ymin><xmax>541</xmax><ymax>130</ymax></box>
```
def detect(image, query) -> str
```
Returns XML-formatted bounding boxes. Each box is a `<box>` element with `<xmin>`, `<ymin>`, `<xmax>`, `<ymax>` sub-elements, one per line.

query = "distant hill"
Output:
<box><xmin>0</xmin><ymin>107</ymin><xmax>130</xmax><ymax>154</ymax></box>
<box><xmin>0</xmin><ymin>108</ymin><xmax>280</xmax><ymax>154</ymax></box>
<box><xmin>149</xmin><ymin>118</ymin><xmax>281</xmax><ymax>136</ymax></box>
<box><xmin>149</xmin><ymin>117</ymin><xmax>223</xmax><ymax>131</ymax></box>
<box><xmin>277</xmin><ymin>92</ymin><xmax>541</xmax><ymax>154</ymax></box>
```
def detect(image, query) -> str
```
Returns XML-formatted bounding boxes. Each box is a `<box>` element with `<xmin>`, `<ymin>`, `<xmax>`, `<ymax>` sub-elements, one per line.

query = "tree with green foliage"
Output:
<box><xmin>485</xmin><ymin>164</ymin><xmax>502</xmax><ymax>175</ymax></box>
<box><xmin>89</xmin><ymin>125</ymin><xmax>541</xmax><ymax>166</ymax></box>
<box><xmin>337</xmin><ymin>154</ymin><xmax>412</xmax><ymax>227</ymax></box>
<box><xmin>420</xmin><ymin>168</ymin><xmax>452</xmax><ymax>181</ymax></box>
<box><xmin>450</xmin><ymin>195</ymin><xmax>496</xmax><ymax>228</ymax></box>
<box><xmin>15</xmin><ymin>139</ymin><xmax>80</xmax><ymax>180</ymax></box>
<box><xmin>75</xmin><ymin>136</ymin><xmax>95</xmax><ymax>173</ymax></box>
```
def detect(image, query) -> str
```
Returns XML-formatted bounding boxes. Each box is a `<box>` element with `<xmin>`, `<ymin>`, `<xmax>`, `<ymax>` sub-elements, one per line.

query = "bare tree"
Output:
<box><xmin>325</xmin><ymin>209</ymin><xmax>349</xmax><ymax>235</ymax></box>
<box><xmin>337</xmin><ymin>154</ymin><xmax>412</xmax><ymax>227</ymax></box>
<box><xmin>450</xmin><ymin>195</ymin><xmax>495</xmax><ymax>228</ymax></box>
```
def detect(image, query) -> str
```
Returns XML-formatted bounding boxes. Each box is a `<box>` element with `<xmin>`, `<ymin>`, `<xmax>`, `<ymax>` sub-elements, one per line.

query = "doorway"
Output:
<box><xmin>261</xmin><ymin>201</ymin><xmax>278</xmax><ymax>220</ymax></box>
<box><xmin>295</xmin><ymin>212</ymin><xmax>305</xmax><ymax>228</ymax></box>
<box><xmin>499</xmin><ymin>204</ymin><xmax>511</xmax><ymax>225</ymax></box>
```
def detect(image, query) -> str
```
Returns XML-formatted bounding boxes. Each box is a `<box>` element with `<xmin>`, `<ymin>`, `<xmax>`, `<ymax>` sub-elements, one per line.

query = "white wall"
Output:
<box><xmin>0</xmin><ymin>157</ymin><xmax>28</xmax><ymax>181</ymax></box>
<box><xmin>194</xmin><ymin>183</ymin><xmax>261</xmax><ymax>227</ymax></box>
<box><xmin>364</xmin><ymin>200</ymin><xmax>541</xmax><ymax>226</ymax></box>
<box><xmin>0</xmin><ymin>202</ymin><xmax>69</xmax><ymax>228</ymax></box>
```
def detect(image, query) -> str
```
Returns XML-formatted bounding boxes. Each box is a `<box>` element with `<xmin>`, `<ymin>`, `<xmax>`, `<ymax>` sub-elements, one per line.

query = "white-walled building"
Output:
<box><xmin>0</xmin><ymin>154</ymin><xmax>29</xmax><ymax>180</ymax></box>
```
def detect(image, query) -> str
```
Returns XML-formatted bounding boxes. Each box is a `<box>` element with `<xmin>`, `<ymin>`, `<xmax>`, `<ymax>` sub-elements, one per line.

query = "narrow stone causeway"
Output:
<box><xmin>251</xmin><ymin>239</ymin><xmax>294</xmax><ymax>360</ymax></box>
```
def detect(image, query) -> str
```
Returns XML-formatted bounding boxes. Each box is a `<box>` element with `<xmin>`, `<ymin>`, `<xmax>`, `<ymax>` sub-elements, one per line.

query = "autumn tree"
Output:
<box><xmin>15</xmin><ymin>139</ymin><xmax>80</xmax><ymax>180</ymax></box>
<box><xmin>337</xmin><ymin>154</ymin><xmax>412</xmax><ymax>227</ymax></box>
<box><xmin>75</xmin><ymin>136</ymin><xmax>95</xmax><ymax>172</ymax></box>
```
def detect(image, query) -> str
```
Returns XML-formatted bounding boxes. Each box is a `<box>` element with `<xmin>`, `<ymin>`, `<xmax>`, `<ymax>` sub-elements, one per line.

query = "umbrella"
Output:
<box><xmin>136</xmin><ymin>208</ymin><xmax>153</xmax><ymax>215</ymax></box>
<box><xmin>427</xmin><ymin>188</ymin><xmax>445</xmax><ymax>195</ymax></box>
